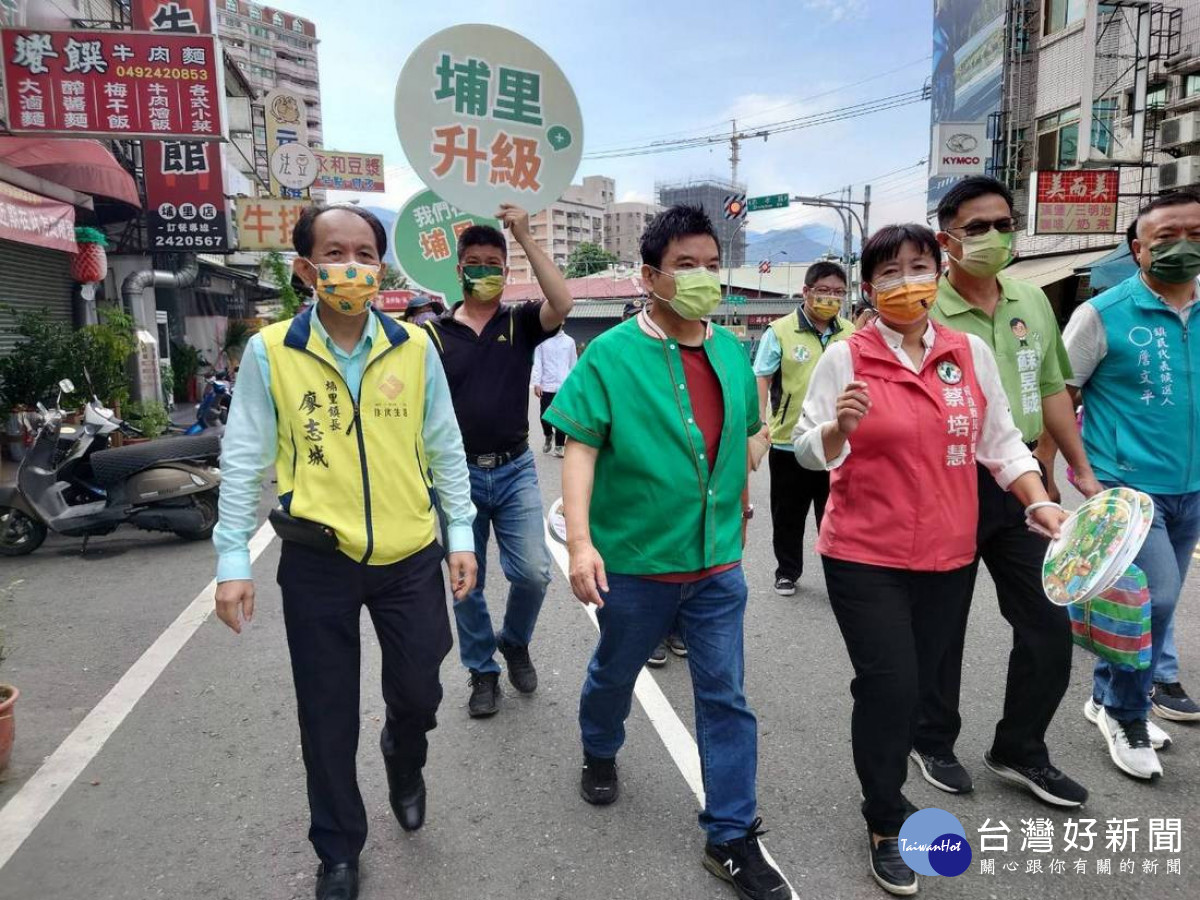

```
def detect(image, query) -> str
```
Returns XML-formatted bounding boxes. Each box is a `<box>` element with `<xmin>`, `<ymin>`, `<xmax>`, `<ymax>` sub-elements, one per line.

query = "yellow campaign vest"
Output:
<box><xmin>768</xmin><ymin>310</ymin><xmax>855</xmax><ymax>445</ymax></box>
<box><xmin>260</xmin><ymin>308</ymin><xmax>436</xmax><ymax>566</ymax></box>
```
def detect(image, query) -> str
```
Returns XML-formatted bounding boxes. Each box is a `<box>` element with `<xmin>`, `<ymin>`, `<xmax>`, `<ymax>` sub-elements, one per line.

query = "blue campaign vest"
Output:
<box><xmin>1082</xmin><ymin>273</ymin><xmax>1200</xmax><ymax>494</ymax></box>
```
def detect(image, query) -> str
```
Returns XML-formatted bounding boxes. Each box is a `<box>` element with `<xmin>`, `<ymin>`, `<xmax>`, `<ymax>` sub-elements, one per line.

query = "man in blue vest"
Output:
<box><xmin>1064</xmin><ymin>189</ymin><xmax>1200</xmax><ymax>781</ymax></box>
<box><xmin>213</xmin><ymin>205</ymin><xmax>477</xmax><ymax>900</ymax></box>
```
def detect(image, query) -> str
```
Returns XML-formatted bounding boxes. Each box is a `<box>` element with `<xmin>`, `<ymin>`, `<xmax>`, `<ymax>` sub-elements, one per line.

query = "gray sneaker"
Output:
<box><xmin>648</xmin><ymin>642</ymin><xmax>668</xmax><ymax>668</ymax></box>
<box><xmin>1096</xmin><ymin>709</ymin><xmax>1162</xmax><ymax>780</ymax></box>
<box><xmin>1151</xmin><ymin>681</ymin><xmax>1200</xmax><ymax>722</ymax></box>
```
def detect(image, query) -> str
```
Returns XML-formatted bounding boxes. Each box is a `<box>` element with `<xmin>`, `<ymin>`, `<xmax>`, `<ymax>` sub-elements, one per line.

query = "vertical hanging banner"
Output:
<box><xmin>135</xmin><ymin>0</ymin><xmax>229</xmax><ymax>252</ymax></box>
<box><xmin>394</xmin><ymin>24</ymin><xmax>583</xmax><ymax>218</ymax></box>
<box><xmin>264</xmin><ymin>87</ymin><xmax>310</xmax><ymax>198</ymax></box>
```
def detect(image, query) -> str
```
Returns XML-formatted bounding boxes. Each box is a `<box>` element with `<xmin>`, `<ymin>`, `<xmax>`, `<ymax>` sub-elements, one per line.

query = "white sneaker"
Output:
<box><xmin>1084</xmin><ymin>698</ymin><xmax>1171</xmax><ymax>749</ymax></box>
<box><xmin>1096</xmin><ymin>709</ymin><xmax>1163</xmax><ymax>779</ymax></box>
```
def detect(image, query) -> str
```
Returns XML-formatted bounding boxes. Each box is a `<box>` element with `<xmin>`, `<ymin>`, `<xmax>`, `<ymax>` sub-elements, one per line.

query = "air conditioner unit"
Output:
<box><xmin>1160</xmin><ymin>112</ymin><xmax>1200</xmax><ymax>149</ymax></box>
<box><xmin>1159</xmin><ymin>156</ymin><xmax>1200</xmax><ymax>189</ymax></box>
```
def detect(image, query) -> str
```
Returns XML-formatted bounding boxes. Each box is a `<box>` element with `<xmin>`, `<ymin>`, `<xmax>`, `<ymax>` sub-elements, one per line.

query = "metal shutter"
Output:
<box><xmin>0</xmin><ymin>239</ymin><xmax>75</xmax><ymax>355</ymax></box>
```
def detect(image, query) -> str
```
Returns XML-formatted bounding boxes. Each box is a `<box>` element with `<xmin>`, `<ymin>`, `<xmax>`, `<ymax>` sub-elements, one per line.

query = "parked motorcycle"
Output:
<box><xmin>179</xmin><ymin>370</ymin><xmax>232</xmax><ymax>435</ymax></box>
<box><xmin>0</xmin><ymin>379</ymin><xmax>222</xmax><ymax>556</ymax></box>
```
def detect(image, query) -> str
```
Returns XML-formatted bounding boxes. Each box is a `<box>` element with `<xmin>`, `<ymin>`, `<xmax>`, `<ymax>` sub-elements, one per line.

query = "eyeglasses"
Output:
<box><xmin>949</xmin><ymin>217</ymin><xmax>1019</xmax><ymax>238</ymax></box>
<box><xmin>810</xmin><ymin>290</ymin><xmax>848</xmax><ymax>299</ymax></box>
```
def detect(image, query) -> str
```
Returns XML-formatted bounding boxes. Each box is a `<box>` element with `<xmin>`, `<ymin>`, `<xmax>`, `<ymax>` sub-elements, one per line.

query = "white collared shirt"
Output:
<box><xmin>792</xmin><ymin>318</ymin><xmax>1038</xmax><ymax>489</ymax></box>
<box><xmin>530</xmin><ymin>329</ymin><xmax>579</xmax><ymax>392</ymax></box>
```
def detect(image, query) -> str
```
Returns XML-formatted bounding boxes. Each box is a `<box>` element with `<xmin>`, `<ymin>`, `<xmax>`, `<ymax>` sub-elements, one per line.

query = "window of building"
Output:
<box><xmin>272</xmin><ymin>12</ymin><xmax>283</xmax><ymax>26</ymax></box>
<box><xmin>293</xmin><ymin>19</ymin><xmax>305</xmax><ymax>34</ymax></box>
<box><xmin>1184</xmin><ymin>74</ymin><xmax>1200</xmax><ymax>98</ymax></box>
<box><xmin>249</xmin><ymin>5</ymin><xmax>261</xmax><ymax>20</ymax></box>
<box><xmin>1036</xmin><ymin>105</ymin><xmax>1080</xmax><ymax>169</ymax></box>
<box><xmin>1090</xmin><ymin>97</ymin><xmax>1119</xmax><ymax>157</ymax></box>
<box><xmin>1043</xmin><ymin>0</ymin><xmax>1085</xmax><ymax>36</ymax></box>
<box><xmin>249</xmin><ymin>24</ymin><xmax>269</xmax><ymax>39</ymax></box>
<box><xmin>1147</xmin><ymin>82</ymin><xmax>1168</xmax><ymax>110</ymax></box>
<box><xmin>225</xmin><ymin>0</ymin><xmax>238</xmax><ymax>12</ymax></box>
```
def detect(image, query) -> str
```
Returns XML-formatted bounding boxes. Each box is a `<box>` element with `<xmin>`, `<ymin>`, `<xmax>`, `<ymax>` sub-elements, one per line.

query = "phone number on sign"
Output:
<box><xmin>113</xmin><ymin>66</ymin><xmax>210</xmax><ymax>81</ymax></box>
<box><xmin>155</xmin><ymin>234</ymin><xmax>225</xmax><ymax>249</ymax></box>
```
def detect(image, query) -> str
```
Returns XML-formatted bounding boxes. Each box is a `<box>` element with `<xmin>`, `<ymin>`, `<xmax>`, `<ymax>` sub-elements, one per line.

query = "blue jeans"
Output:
<box><xmin>1156</xmin><ymin>622</ymin><xmax>1179</xmax><ymax>683</ymax></box>
<box><xmin>579</xmin><ymin>567</ymin><xmax>758</xmax><ymax>844</ymax></box>
<box><xmin>454</xmin><ymin>450</ymin><xmax>552</xmax><ymax>675</ymax></box>
<box><xmin>1094</xmin><ymin>488</ymin><xmax>1200</xmax><ymax>720</ymax></box>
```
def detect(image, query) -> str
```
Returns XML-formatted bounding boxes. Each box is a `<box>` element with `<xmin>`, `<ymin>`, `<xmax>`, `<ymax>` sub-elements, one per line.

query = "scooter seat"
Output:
<box><xmin>90</xmin><ymin>433</ymin><xmax>222</xmax><ymax>487</ymax></box>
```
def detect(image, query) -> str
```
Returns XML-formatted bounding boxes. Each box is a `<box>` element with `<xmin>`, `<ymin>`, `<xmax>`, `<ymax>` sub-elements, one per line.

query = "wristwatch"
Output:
<box><xmin>743</xmin><ymin>505</ymin><xmax>755</xmax><ymax>520</ymax></box>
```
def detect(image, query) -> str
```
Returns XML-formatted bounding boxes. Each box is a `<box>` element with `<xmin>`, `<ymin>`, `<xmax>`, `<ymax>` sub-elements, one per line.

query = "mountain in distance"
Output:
<box><xmin>745</xmin><ymin>224</ymin><xmax>860</xmax><ymax>264</ymax></box>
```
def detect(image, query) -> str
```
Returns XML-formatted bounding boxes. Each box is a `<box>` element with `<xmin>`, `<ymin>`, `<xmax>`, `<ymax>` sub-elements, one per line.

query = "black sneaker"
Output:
<box><xmin>543</xmin><ymin>437</ymin><xmax>552</xmax><ymax>453</ymax></box>
<box><xmin>580</xmin><ymin>753</ymin><xmax>619</xmax><ymax>805</ymax></box>
<box><xmin>648</xmin><ymin>642</ymin><xmax>668</xmax><ymax>668</ymax></box>
<box><xmin>982</xmin><ymin>751</ymin><xmax>1087</xmax><ymax>807</ymax></box>
<box><xmin>467</xmin><ymin>670</ymin><xmax>500</xmax><ymax>718</ymax></box>
<box><xmin>773</xmin><ymin>576</ymin><xmax>796</xmax><ymax>597</ymax></box>
<box><xmin>868</xmin><ymin>831</ymin><xmax>918</xmax><ymax>896</ymax></box>
<box><xmin>703</xmin><ymin>818</ymin><xmax>790</xmax><ymax>900</ymax></box>
<box><xmin>909</xmin><ymin>748</ymin><xmax>973</xmax><ymax>794</ymax></box>
<box><xmin>1152</xmin><ymin>681</ymin><xmax>1200</xmax><ymax>722</ymax></box>
<box><xmin>496</xmin><ymin>635</ymin><xmax>538</xmax><ymax>694</ymax></box>
<box><xmin>666</xmin><ymin>632</ymin><xmax>688</xmax><ymax>657</ymax></box>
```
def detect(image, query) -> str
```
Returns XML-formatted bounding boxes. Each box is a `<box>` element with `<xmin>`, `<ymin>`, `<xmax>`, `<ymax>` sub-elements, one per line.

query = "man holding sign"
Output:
<box><xmin>425</xmin><ymin>204</ymin><xmax>574</xmax><ymax>717</ymax></box>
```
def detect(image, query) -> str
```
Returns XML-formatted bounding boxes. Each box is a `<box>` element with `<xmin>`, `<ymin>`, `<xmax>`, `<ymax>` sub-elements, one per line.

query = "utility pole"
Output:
<box><xmin>730</xmin><ymin>119</ymin><xmax>740</xmax><ymax>188</ymax></box>
<box><xmin>790</xmin><ymin>191</ymin><xmax>870</xmax><ymax>308</ymax></box>
<box><xmin>863</xmin><ymin>183</ymin><xmax>871</xmax><ymax>242</ymax></box>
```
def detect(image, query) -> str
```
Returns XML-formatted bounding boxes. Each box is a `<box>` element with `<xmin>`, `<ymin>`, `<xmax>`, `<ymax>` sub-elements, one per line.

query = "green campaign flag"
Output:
<box><xmin>393</xmin><ymin>188</ymin><xmax>500</xmax><ymax>304</ymax></box>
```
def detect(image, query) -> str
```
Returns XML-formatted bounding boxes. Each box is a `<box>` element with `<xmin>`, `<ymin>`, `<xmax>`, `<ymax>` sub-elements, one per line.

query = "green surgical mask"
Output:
<box><xmin>654</xmin><ymin>267</ymin><xmax>722</xmax><ymax>320</ymax></box>
<box><xmin>461</xmin><ymin>265</ymin><xmax>505</xmax><ymax>302</ymax></box>
<box><xmin>1148</xmin><ymin>239</ymin><xmax>1200</xmax><ymax>285</ymax></box>
<box><xmin>951</xmin><ymin>228</ymin><xmax>1014</xmax><ymax>278</ymax></box>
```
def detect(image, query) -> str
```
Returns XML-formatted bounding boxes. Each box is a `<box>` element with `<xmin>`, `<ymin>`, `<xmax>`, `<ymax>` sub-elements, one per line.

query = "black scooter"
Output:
<box><xmin>0</xmin><ymin>379</ymin><xmax>222</xmax><ymax>556</ymax></box>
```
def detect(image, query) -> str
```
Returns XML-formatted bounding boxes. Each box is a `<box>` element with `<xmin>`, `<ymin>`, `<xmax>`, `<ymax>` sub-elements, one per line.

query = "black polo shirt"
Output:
<box><xmin>426</xmin><ymin>300</ymin><xmax>557</xmax><ymax>456</ymax></box>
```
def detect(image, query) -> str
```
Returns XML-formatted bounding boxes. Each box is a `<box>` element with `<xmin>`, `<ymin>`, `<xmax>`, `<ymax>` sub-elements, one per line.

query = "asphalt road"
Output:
<box><xmin>1</xmin><ymin>401</ymin><xmax>1198</xmax><ymax>900</ymax></box>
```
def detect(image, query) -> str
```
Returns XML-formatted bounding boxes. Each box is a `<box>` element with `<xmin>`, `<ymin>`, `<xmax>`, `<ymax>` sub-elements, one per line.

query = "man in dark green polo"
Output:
<box><xmin>916</xmin><ymin>175</ymin><xmax>1098</xmax><ymax>808</ymax></box>
<box><xmin>545</xmin><ymin>205</ymin><xmax>789</xmax><ymax>900</ymax></box>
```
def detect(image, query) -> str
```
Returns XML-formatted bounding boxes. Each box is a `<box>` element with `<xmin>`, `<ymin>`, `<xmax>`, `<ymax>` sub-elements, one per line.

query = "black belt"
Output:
<box><xmin>467</xmin><ymin>441</ymin><xmax>528</xmax><ymax>469</ymax></box>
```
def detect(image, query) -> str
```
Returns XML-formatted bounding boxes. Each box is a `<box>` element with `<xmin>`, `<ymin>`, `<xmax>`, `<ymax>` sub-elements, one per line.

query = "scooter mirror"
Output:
<box><xmin>58</xmin><ymin>379</ymin><xmax>75</xmax><ymax>393</ymax></box>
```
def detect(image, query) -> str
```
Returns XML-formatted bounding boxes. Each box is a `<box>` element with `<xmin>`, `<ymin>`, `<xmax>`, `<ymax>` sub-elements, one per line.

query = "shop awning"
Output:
<box><xmin>1078</xmin><ymin>244</ymin><xmax>1138</xmax><ymax>294</ymax></box>
<box><xmin>1003</xmin><ymin>248</ymin><xmax>1117</xmax><ymax>287</ymax></box>
<box><xmin>0</xmin><ymin>137</ymin><xmax>140</xmax><ymax>208</ymax></box>
<box><xmin>0</xmin><ymin>179</ymin><xmax>77</xmax><ymax>253</ymax></box>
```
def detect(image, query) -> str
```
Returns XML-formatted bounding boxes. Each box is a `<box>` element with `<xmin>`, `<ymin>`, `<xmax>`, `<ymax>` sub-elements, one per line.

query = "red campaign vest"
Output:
<box><xmin>817</xmin><ymin>323</ymin><xmax>987</xmax><ymax>572</ymax></box>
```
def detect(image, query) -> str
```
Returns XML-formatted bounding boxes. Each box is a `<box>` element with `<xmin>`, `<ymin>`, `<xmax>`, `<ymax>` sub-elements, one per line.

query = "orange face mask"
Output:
<box><xmin>870</xmin><ymin>273</ymin><xmax>938</xmax><ymax>325</ymax></box>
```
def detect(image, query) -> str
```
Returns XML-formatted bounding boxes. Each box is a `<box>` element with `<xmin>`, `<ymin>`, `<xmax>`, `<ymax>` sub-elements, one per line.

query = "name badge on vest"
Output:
<box><xmin>792</xmin><ymin>345</ymin><xmax>811</xmax><ymax>363</ymax></box>
<box><xmin>937</xmin><ymin>361</ymin><xmax>963</xmax><ymax>385</ymax></box>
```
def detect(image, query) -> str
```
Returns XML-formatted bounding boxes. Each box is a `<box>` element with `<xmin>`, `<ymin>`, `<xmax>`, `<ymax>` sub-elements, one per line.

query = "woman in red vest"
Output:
<box><xmin>794</xmin><ymin>224</ymin><xmax>1067</xmax><ymax>896</ymax></box>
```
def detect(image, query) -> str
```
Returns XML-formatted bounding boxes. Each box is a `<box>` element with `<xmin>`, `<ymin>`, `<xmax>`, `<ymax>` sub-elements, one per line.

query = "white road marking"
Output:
<box><xmin>544</xmin><ymin>523</ymin><xmax>799</xmax><ymax>899</ymax></box>
<box><xmin>0</xmin><ymin>520</ymin><xmax>278</xmax><ymax>872</ymax></box>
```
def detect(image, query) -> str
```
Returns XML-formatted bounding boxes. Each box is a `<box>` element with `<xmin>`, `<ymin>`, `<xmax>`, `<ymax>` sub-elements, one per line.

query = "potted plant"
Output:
<box><xmin>170</xmin><ymin>342</ymin><xmax>208</xmax><ymax>404</ymax></box>
<box><xmin>123</xmin><ymin>400</ymin><xmax>169</xmax><ymax>440</ymax></box>
<box><xmin>0</xmin><ymin>626</ymin><xmax>17</xmax><ymax>773</ymax></box>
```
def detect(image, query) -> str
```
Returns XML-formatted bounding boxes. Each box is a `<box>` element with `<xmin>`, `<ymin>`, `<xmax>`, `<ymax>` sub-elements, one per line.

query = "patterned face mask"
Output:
<box><xmin>461</xmin><ymin>265</ymin><xmax>506</xmax><ymax>302</ymax></box>
<box><xmin>309</xmin><ymin>261</ymin><xmax>380</xmax><ymax>314</ymax></box>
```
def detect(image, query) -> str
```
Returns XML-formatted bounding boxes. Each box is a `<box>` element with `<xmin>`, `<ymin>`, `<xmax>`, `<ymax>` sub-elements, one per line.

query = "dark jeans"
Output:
<box><xmin>915</xmin><ymin>467</ymin><xmax>1071</xmax><ymax>767</ymax></box>
<box><xmin>539</xmin><ymin>391</ymin><xmax>564</xmax><ymax>447</ymax></box>
<box><xmin>824</xmin><ymin>556</ymin><xmax>973</xmax><ymax>836</ymax></box>
<box><xmin>579</xmin><ymin>567</ymin><xmax>758</xmax><ymax>844</ymax></box>
<box><xmin>278</xmin><ymin>540</ymin><xmax>452</xmax><ymax>865</ymax></box>
<box><xmin>768</xmin><ymin>447</ymin><xmax>829</xmax><ymax>581</ymax></box>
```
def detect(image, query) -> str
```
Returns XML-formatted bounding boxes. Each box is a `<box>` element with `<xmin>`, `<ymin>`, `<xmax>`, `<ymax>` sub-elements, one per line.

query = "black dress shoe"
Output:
<box><xmin>468</xmin><ymin>670</ymin><xmax>500</xmax><ymax>717</ymax></box>
<box><xmin>868</xmin><ymin>831</ymin><xmax>917</xmax><ymax>896</ymax></box>
<box><xmin>387</xmin><ymin>769</ymin><xmax>427</xmax><ymax>832</ymax></box>
<box><xmin>316</xmin><ymin>862</ymin><xmax>359</xmax><ymax>900</ymax></box>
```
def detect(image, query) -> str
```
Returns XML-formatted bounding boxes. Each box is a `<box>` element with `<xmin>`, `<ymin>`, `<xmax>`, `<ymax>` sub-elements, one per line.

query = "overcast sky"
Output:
<box><xmin>279</xmin><ymin>0</ymin><xmax>934</xmax><ymax>234</ymax></box>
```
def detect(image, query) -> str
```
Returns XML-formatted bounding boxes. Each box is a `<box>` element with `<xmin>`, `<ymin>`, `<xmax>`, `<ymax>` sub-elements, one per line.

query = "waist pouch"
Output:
<box><xmin>268</xmin><ymin>507</ymin><xmax>339</xmax><ymax>553</ymax></box>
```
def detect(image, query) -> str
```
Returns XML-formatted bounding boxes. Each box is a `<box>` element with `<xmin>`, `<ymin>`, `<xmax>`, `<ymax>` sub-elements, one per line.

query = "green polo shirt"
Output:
<box><xmin>544</xmin><ymin>316</ymin><xmax>760</xmax><ymax>576</ymax></box>
<box><xmin>931</xmin><ymin>273</ymin><xmax>1073</xmax><ymax>442</ymax></box>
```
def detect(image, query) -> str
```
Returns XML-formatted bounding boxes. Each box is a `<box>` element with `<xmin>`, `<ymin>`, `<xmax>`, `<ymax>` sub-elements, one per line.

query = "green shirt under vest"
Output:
<box><xmin>932</xmin><ymin>273</ymin><xmax>1073</xmax><ymax>443</ymax></box>
<box><xmin>544</xmin><ymin>315</ymin><xmax>760</xmax><ymax>576</ymax></box>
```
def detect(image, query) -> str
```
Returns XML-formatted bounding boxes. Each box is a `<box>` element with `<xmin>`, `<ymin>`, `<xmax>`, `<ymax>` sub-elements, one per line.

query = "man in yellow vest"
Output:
<box><xmin>212</xmin><ymin>205</ymin><xmax>477</xmax><ymax>900</ymax></box>
<box><xmin>753</xmin><ymin>261</ymin><xmax>855</xmax><ymax>595</ymax></box>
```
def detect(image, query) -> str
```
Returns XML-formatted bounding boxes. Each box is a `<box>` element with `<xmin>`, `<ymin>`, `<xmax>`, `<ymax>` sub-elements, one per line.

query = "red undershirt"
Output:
<box><xmin>645</xmin><ymin>344</ymin><xmax>741</xmax><ymax>584</ymax></box>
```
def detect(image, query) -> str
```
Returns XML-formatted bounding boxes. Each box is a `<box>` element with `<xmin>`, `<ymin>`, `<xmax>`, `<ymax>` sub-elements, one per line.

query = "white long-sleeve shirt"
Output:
<box><xmin>531</xmin><ymin>330</ymin><xmax>578</xmax><ymax>392</ymax></box>
<box><xmin>792</xmin><ymin>318</ymin><xmax>1039</xmax><ymax>490</ymax></box>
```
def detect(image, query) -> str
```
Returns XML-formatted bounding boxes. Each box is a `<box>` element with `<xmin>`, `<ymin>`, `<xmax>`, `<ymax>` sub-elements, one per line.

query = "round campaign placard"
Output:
<box><xmin>1042</xmin><ymin>490</ymin><xmax>1140</xmax><ymax>606</ymax></box>
<box><xmin>392</xmin><ymin>188</ymin><xmax>501</xmax><ymax>304</ymax></box>
<box><xmin>395</xmin><ymin>24</ymin><xmax>584</xmax><ymax>217</ymax></box>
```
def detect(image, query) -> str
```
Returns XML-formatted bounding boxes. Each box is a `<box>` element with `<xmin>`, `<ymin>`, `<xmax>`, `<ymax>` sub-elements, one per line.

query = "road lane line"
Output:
<box><xmin>0</xmin><ymin>520</ymin><xmax>277</xmax><ymax>872</ymax></box>
<box><xmin>543</xmin><ymin>523</ymin><xmax>799</xmax><ymax>899</ymax></box>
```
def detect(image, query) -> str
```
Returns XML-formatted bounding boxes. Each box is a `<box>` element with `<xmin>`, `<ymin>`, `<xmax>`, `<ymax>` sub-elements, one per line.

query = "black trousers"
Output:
<box><xmin>539</xmin><ymin>391</ymin><xmax>564</xmax><ymax>446</ymax></box>
<box><xmin>914</xmin><ymin>466</ymin><xmax>1072</xmax><ymax>767</ymax></box>
<box><xmin>824</xmin><ymin>556</ymin><xmax>974</xmax><ymax>836</ymax></box>
<box><xmin>768</xmin><ymin>447</ymin><xmax>830</xmax><ymax>580</ymax></box>
<box><xmin>278</xmin><ymin>540</ymin><xmax>452</xmax><ymax>865</ymax></box>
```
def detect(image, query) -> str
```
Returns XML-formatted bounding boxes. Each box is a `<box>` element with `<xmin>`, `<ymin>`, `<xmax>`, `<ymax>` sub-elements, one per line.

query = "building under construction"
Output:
<box><xmin>656</xmin><ymin>177</ymin><xmax>747</xmax><ymax>268</ymax></box>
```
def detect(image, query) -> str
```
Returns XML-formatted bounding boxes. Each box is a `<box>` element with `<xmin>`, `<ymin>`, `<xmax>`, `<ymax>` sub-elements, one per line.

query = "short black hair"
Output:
<box><xmin>861</xmin><ymin>224</ymin><xmax>942</xmax><ymax>283</ymax></box>
<box><xmin>936</xmin><ymin>175</ymin><xmax>1015</xmax><ymax>230</ymax></box>
<box><xmin>1126</xmin><ymin>216</ymin><xmax>1139</xmax><ymax>254</ymax></box>
<box><xmin>292</xmin><ymin>204</ymin><xmax>387</xmax><ymax>258</ymax></box>
<box><xmin>457</xmin><ymin>224</ymin><xmax>507</xmax><ymax>261</ymax></box>
<box><xmin>1134</xmin><ymin>190</ymin><xmax>1200</xmax><ymax>244</ymax></box>
<box><xmin>640</xmin><ymin>204</ymin><xmax>720</xmax><ymax>269</ymax></box>
<box><xmin>804</xmin><ymin>260</ymin><xmax>847</xmax><ymax>287</ymax></box>
<box><xmin>1010</xmin><ymin>317</ymin><xmax>1027</xmax><ymax>328</ymax></box>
